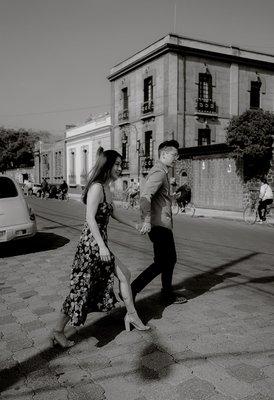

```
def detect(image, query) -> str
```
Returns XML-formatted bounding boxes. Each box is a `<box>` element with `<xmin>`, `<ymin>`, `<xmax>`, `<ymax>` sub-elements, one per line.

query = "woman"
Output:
<box><xmin>51</xmin><ymin>149</ymin><xmax>149</xmax><ymax>348</ymax></box>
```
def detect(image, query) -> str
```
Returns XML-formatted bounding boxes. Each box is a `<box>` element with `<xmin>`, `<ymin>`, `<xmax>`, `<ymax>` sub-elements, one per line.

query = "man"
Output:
<box><xmin>41</xmin><ymin>178</ymin><xmax>49</xmax><ymax>199</ymax></box>
<box><xmin>258</xmin><ymin>177</ymin><xmax>273</xmax><ymax>222</ymax></box>
<box><xmin>131</xmin><ymin>140</ymin><xmax>187</xmax><ymax>304</ymax></box>
<box><xmin>24</xmin><ymin>178</ymin><xmax>33</xmax><ymax>196</ymax></box>
<box><xmin>175</xmin><ymin>182</ymin><xmax>191</xmax><ymax>211</ymax></box>
<box><xmin>60</xmin><ymin>179</ymin><xmax>68</xmax><ymax>200</ymax></box>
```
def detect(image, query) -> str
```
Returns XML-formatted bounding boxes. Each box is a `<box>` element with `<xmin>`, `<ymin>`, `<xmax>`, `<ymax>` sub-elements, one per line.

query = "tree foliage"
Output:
<box><xmin>0</xmin><ymin>127</ymin><xmax>52</xmax><ymax>172</ymax></box>
<box><xmin>226</xmin><ymin>109</ymin><xmax>274</xmax><ymax>181</ymax></box>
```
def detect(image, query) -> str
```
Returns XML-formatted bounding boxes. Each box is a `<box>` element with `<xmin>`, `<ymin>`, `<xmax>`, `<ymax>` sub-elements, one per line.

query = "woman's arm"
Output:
<box><xmin>86</xmin><ymin>184</ymin><xmax>111</xmax><ymax>262</ymax></box>
<box><xmin>111</xmin><ymin>203</ymin><xmax>139</xmax><ymax>230</ymax></box>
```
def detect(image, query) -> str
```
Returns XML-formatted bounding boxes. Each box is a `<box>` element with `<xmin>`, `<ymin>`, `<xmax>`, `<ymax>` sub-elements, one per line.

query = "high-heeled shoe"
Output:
<box><xmin>124</xmin><ymin>313</ymin><xmax>150</xmax><ymax>332</ymax></box>
<box><xmin>50</xmin><ymin>330</ymin><xmax>75</xmax><ymax>348</ymax></box>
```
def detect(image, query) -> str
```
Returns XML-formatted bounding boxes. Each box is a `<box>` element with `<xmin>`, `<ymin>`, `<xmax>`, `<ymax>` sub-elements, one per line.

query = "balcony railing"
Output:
<box><xmin>195</xmin><ymin>98</ymin><xmax>217</xmax><ymax>115</ymax></box>
<box><xmin>80</xmin><ymin>173</ymin><xmax>88</xmax><ymax>186</ymax></box>
<box><xmin>118</xmin><ymin>109</ymin><xmax>129</xmax><ymax>122</ymax></box>
<box><xmin>141</xmin><ymin>157</ymin><xmax>154</xmax><ymax>171</ymax></box>
<box><xmin>121</xmin><ymin>160</ymin><xmax>129</xmax><ymax>170</ymax></box>
<box><xmin>141</xmin><ymin>100</ymin><xmax>154</xmax><ymax>114</ymax></box>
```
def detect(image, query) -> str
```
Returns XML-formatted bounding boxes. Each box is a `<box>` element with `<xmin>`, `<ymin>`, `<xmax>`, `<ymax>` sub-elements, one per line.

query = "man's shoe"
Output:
<box><xmin>161</xmin><ymin>290</ymin><xmax>188</xmax><ymax>304</ymax></box>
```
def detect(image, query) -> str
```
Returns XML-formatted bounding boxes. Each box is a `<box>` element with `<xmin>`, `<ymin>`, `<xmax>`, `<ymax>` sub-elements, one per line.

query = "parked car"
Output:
<box><xmin>0</xmin><ymin>175</ymin><xmax>37</xmax><ymax>242</ymax></box>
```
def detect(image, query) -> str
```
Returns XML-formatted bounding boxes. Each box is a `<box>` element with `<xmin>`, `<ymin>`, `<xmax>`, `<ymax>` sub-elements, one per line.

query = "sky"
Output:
<box><xmin>1</xmin><ymin>0</ymin><xmax>274</xmax><ymax>138</ymax></box>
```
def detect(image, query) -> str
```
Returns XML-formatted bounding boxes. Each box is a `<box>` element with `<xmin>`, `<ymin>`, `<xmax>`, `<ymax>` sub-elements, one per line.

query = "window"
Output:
<box><xmin>144</xmin><ymin>76</ymin><xmax>153</xmax><ymax>102</ymax></box>
<box><xmin>198</xmin><ymin>73</ymin><xmax>212</xmax><ymax>100</ymax></box>
<box><xmin>121</xmin><ymin>132</ymin><xmax>128</xmax><ymax>162</ymax></box>
<box><xmin>198</xmin><ymin>129</ymin><xmax>211</xmax><ymax>146</ymax></box>
<box><xmin>82</xmin><ymin>148</ymin><xmax>88</xmax><ymax>174</ymax></box>
<box><xmin>250</xmin><ymin>80</ymin><xmax>261</xmax><ymax>109</ymax></box>
<box><xmin>0</xmin><ymin>177</ymin><xmax>18</xmax><ymax>198</ymax></box>
<box><xmin>122</xmin><ymin>141</ymin><xmax>127</xmax><ymax>160</ymax></box>
<box><xmin>122</xmin><ymin>87</ymin><xmax>128</xmax><ymax>110</ymax></box>
<box><xmin>144</xmin><ymin>131</ymin><xmax>153</xmax><ymax>157</ymax></box>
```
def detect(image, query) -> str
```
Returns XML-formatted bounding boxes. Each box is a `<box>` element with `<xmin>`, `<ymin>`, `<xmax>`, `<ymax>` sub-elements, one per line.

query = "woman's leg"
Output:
<box><xmin>115</xmin><ymin>258</ymin><xmax>150</xmax><ymax>331</ymax></box>
<box><xmin>51</xmin><ymin>311</ymin><xmax>75</xmax><ymax>348</ymax></box>
<box><xmin>54</xmin><ymin>311</ymin><xmax>70</xmax><ymax>333</ymax></box>
<box><xmin>114</xmin><ymin>259</ymin><xmax>135</xmax><ymax>314</ymax></box>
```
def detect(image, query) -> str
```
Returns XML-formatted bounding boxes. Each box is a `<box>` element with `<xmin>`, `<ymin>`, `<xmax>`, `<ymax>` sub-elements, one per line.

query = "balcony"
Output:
<box><xmin>68</xmin><ymin>174</ymin><xmax>76</xmax><ymax>185</ymax></box>
<box><xmin>141</xmin><ymin>157</ymin><xmax>154</xmax><ymax>172</ymax></box>
<box><xmin>80</xmin><ymin>173</ymin><xmax>88</xmax><ymax>186</ymax></box>
<box><xmin>141</xmin><ymin>100</ymin><xmax>154</xmax><ymax>115</ymax></box>
<box><xmin>121</xmin><ymin>160</ymin><xmax>129</xmax><ymax>170</ymax></box>
<box><xmin>195</xmin><ymin>98</ymin><xmax>218</xmax><ymax>117</ymax></box>
<box><xmin>118</xmin><ymin>109</ymin><xmax>129</xmax><ymax>123</ymax></box>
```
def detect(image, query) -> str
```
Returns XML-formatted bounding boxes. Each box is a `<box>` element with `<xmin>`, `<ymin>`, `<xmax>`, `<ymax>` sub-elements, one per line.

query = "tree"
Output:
<box><xmin>0</xmin><ymin>127</ymin><xmax>53</xmax><ymax>172</ymax></box>
<box><xmin>226</xmin><ymin>109</ymin><xmax>274</xmax><ymax>181</ymax></box>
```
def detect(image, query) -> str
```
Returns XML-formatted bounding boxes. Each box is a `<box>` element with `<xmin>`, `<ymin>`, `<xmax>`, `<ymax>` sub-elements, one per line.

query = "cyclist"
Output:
<box><xmin>175</xmin><ymin>183</ymin><xmax>191</xmax><ymax>212</ymax></box>
<box><xmin>126</xmin><ymin>179</ymin><xmax>139</xmax><ymax>207</ymax></box>
<box><xmin>258</xmin><ymin>177</ymin><xmax>273</xmax><ymax>222</ymax></box>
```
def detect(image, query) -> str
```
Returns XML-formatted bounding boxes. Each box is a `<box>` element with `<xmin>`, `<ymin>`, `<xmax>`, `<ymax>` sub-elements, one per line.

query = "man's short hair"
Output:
<box><xmin>158</xmin><ymin>140</ymin><xmax>179</xmax><ymax>155</ymax></box>
<box><xmin>261</xmin><ymin>176</ymin><xmax>268</xmax><ymax>184</ymax></box>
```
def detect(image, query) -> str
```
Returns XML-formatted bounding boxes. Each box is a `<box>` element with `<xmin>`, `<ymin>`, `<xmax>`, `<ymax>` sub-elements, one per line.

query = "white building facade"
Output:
<box><xmin>65</xmin><ymin>114</ymin><xmax>111</xmax><ymax>188</ymax></box>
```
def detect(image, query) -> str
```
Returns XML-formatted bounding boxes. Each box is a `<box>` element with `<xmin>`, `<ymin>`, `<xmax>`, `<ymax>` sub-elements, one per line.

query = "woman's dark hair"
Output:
<box><xmin>82</xmin><ymin>148</ymin><xmax>122</xmax><ymax>204</ymax></box>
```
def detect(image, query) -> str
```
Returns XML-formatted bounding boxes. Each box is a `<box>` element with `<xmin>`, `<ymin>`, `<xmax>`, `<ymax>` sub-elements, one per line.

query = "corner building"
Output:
<box><xmin>108</xmin><ymin>34</ymin><xmax>274</xmax><ymax>209</ymax></box>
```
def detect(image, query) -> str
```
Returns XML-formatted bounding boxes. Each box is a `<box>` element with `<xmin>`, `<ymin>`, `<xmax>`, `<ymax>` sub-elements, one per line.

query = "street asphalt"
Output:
<box><xmin>0</xmin><ymin>198</ymin><xmax>273</xmax><ymax>400</ymax></box>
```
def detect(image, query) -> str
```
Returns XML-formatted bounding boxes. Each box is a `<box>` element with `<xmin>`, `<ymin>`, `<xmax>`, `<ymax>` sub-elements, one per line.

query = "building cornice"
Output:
<box><xmin>108</xmin><ymin>34</ymin><xmax>274</xmax><ymax>81</ymax></box>
<box><xmin>65</xmin><ymin>126</ymin><xmax>111</xmax><ymax>143</ymax></box>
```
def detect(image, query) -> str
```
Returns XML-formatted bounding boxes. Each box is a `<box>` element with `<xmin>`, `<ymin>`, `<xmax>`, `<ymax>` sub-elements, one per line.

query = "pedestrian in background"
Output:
<box><xmin>24</xmin><ymin>178</ymin><xmax>33</xmax><ymax>196</ymax></box>
<box><xmin>59</xmin><ymin>179</ymin><xmax>68</xmax><ymax>200</ymax></box>
<box><xmin>51</xmin><ymin>149</ymin><xmax>149</xmax><ymax>348</ymax></box>
<box><xmin>131</xmin><ymin>140</ymin><xmax>188</xmax><ymax>304</ymax></box>
<box><xmin>258</xmin><ymin>177</ymin><xmax>273</xmax><ymax>222</ymax></box>
<box><xmin>41</xmin><ymin>178</ymin><xmax>49</xmax><ymax>199</ymax></box>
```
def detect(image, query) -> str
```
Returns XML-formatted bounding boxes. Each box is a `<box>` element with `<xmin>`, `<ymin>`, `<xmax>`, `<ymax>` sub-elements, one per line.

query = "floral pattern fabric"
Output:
<box><xmin>62</xmin><ymin>197</ymin><xmax>117</xmax><ymax>326</ymax></box>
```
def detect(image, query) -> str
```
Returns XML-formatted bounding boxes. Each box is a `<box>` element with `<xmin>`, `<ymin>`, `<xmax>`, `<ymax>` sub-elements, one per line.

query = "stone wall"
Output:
<box><xmin>176</xmin><ymin>154</ymin><xmax>244</xmax><ymax>211</ymax></box>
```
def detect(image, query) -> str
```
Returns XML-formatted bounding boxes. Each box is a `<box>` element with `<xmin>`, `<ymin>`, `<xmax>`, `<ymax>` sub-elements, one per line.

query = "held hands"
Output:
<box><xmin>99</xmin><ymin>245</ymin><xmax>111</xmax><ymax>263</ymax></box>
<box><xmin>140</xmin><ymin>222</ymin><xmax>151</xmax><ymax>235</ymax></box>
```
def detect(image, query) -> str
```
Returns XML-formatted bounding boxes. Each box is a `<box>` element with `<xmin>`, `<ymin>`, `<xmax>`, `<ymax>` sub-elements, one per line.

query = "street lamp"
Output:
<box><xmin>130</xmin><ymin>124</ymin><xmax>145</xmax><ymax>184</ymax></box>
<box><xmin>34</xmin><ymin>149</ymin><xmax>41</xmax><ymax>183</ymax></box>
<box><xmin>136</xmin><ymin>138</ymin><xmax>145</xmax><ymax>184</ymax></box>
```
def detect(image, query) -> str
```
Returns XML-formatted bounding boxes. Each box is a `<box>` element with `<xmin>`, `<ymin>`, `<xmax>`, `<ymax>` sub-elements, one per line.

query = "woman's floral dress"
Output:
<box><xmin>62</xmin><ymin>185</ymin><xmax>117</xmax><ymax>326</ymax></box>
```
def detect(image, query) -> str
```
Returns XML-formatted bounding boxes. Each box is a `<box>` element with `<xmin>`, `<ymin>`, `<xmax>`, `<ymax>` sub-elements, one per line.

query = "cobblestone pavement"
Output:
<box><xmin>0</xmin><ymin>199</ymin><xmax>274</xmax><ymax>400</ymax></box>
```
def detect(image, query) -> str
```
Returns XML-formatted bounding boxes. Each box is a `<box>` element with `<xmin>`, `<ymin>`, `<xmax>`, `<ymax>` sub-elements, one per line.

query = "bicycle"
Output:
<box><xmin>243</xmin><ymin>198</ymin><xmax>273</xmax><ymax>224</ymax></box>
<box><xmin>171</xmin><ymin>194</ymin><xmax>195</xmax><ymax>217</ymax></box>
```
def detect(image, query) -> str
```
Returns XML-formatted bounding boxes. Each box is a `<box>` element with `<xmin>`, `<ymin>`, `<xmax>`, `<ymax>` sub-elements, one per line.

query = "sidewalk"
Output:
<box><xmin>193</xmin><ymin>207</ymin><xmax>274</xmax><ymax>226</ymax></box>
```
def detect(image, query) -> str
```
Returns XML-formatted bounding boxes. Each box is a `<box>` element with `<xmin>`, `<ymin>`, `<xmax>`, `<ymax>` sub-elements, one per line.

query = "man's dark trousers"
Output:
<box><xmin>131</xmin><ymin>226</ymin><xmax>177</xmax><ymax>297</ymax></box>
<box><xmin>258</xmin><ymin>199</ymin><xmax>273</xmax><ymax>220</ymax></box>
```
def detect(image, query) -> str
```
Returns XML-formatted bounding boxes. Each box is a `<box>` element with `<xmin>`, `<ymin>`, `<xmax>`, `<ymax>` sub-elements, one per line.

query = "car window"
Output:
<box><xmin>0</xmin><ymin>177</ymin><xmax>18</xmax><ymax>198</ymax></box>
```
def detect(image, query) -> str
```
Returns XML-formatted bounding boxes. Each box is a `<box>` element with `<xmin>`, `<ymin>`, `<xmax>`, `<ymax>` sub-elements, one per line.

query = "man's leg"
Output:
<box><xmin>131</xmin><ymin>227</ymin><xmax>187</xmax><ymax>304</ymax></box>
<box><xmin>263</xmin><ymin>199</ymin><xmax>273</xmax><ymax>220</ymax></box>
<box><xmin>131</xmin><ymin>226</ymin><xmax>163</xmax><ymax>297</ymax></box>
<box><xmin>258</xmin><ymin>201</ymin><xmax>264</xmax><ymax>220</ymax></box>
<box><xmin>159</xmin><ymin>228</ymin><xmax>177</xmax><ymax>291</ymax></box>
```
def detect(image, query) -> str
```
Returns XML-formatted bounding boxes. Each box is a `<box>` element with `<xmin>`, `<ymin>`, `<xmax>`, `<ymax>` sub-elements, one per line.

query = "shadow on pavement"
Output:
<box><xmin>0</xmin><ymin>251</ymin><xmax>271</xmax><ymax>392</ymax></box>
<box><xmin>249</xmin><ymin>275</ymin><xmax>274</xmax><ymax>283</ymax></box>
<box><xmin>0</xmin><ymin>232</ymin><xmax>70</xmax><ymax>257</ymax></box>
<box><xmin>173</xmin><ymin>252</ymin><xmax>259</xmax><ymax>298</ymax></box>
